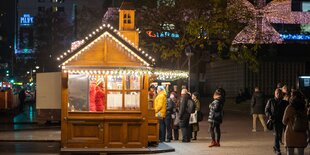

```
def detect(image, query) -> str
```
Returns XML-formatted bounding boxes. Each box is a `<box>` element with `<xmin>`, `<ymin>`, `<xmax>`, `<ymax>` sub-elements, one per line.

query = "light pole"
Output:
<box><xmin>27</xmin><ymin>67</ymin><xmax>38</xmax><ymax>83</ymax></box>
<box><xmin>185</xmin><ymin>46</ymin><xmax>193</xmax><ymax>92</ymax></box>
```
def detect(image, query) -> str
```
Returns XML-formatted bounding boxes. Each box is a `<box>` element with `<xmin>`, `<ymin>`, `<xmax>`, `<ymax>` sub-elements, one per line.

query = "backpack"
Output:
<box><xmin>292</xmin><ymin>111</ymin><xmax>308</xmax><ymax>132</ymax></box>
<box><xmin>187</xmin><ymin>99</ymin><xmax>195</xmax><ymax>114</ymax></box>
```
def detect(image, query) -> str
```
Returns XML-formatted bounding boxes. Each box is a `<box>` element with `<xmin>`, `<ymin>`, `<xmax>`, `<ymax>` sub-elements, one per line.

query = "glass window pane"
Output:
<box><xmin>107</xmin><ymin>75</ymin><xmax>123</xmax><ymax>90</ymax></box>
<box><xmin>125</xmin><ymin>75</ymin><xmax>140</xmax><ymax>90</ymax></box>
<box><xmin>125</xmin><ymin>92</ymin><xmax>140</xmax><ymax>110</ymax></box>
<box><xmin>89</xmin><ymin>76</ymin><xmax>105</xmax><ymax>112</ymax></box>
<box><xmin>68</xmin><ymin>74</ymin><xmax>89</xmax><ymax>112</ymax></box>
<box><xmin>107</xmin><ymin>91</ymin><xmax>122</xmax><ymax>110</ymax></box>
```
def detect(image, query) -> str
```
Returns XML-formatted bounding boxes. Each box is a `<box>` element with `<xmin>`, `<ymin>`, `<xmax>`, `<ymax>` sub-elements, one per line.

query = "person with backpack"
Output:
<box><xmin>282</xmin><ymin>90</ymin><xmax>308</xmax><ymax>155</ymax></box>
<box><xmin>179</xmin><ymin>88</ymin><xmax>192</xmax><ymax>142</ymax></box>
<box><xmin>265</xmin><ymin>88</ymin><xmax>289</xmax><ymax>155</ymax></box>
<box><xmin>208</xmin><ymin>89</ymin><xmax>224</xmax><ymax>147</ymax></box>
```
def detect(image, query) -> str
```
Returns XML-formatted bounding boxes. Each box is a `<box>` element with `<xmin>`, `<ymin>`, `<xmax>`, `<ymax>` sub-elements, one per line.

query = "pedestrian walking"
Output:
<box><xmin>191</xmin><ymin>92</ymin><xmax>201</xmax><ymax>140</ymax></box>
<box><xmin>154</xmin><ymin>86</ymin><xmax>167</xmax><ymax>143</ymax></box>
<box><xmin>251</xmin><ymin>87</ymin><xmax>267</xmax><ymax>132</ymax></box>
<box><xmin>179</xmin><ymin>88</ymin><xmax>191</xmax><ymax>142</ymax></box>
<box><xmin>208</xmin><ymin>89</ymin><xmax>224</xmax><ymax>147</ymax></box>
<box><xmin>265</xmin><ymin>88</ymin><xmax>289</xmax><ymax>155</ymax></box>
<box><xmin>283</xmin><ymin>90</ymin><xmax>308</xmax><ymax>155</ymax></box>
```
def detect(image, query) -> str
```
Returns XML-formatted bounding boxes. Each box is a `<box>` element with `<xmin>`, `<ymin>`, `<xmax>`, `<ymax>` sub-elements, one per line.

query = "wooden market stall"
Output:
<box><xmin>58</xmin><ymin>1</ymin><xmax>188</xmax><ymax>150</ymax></box>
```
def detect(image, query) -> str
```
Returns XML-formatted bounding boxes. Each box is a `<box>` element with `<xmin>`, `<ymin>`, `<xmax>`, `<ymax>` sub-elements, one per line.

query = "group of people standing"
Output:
<box><xmin>151</xmin><ymin>85</ymin><xmax>226</xmax><ymax>147</ymax></box>
<box><xmin>153</xmin><ymin>86</ymin><xmax>202</xmax><ymax>143</ymax></box>
<box><xmin>251</xmin><ymin>84</ymin><xmax>309</xmax><ymax>155</ymax></box>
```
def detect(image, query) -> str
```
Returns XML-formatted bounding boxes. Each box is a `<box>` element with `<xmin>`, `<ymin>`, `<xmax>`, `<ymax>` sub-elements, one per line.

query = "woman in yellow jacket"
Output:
<box><xmin>154</xmin><ymin>86</ymin><xmax>167</xmax><ymax>142</ymax></box>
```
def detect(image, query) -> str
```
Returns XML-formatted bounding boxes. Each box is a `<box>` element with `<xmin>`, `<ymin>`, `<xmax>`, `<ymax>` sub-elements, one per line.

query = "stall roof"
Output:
<box><xmin>120</xmin><ymin>0</ymin><xmax>135</xmax><ymax>10</ymax></box>
<box><xmin>57</xmin><ymin>24</ymin><xmax>155</xmax><ymax>68</ymax></box>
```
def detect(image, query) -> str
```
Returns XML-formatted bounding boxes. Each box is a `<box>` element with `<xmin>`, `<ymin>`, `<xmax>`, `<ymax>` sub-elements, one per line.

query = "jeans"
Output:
<box><xmin>274</xmin><ymin>122</ymin><xmax>284</xmax><ymax>151</ymax></box>
<box><xmin>287</xmin><ymin>147</ymin><xmax>304</xmax><ymax>155</ymax></box>
<box><xmin>159</xmin><ymin>118</ymin><xmax>166</xmax><ymax>142</ymax></box>
<box><xmin>165</xmin><ymin>114</ymin><xmax>172</xmax><ymax>141</ymax></box>
<box><xmin>210</xmin><ymin>122</ymin><xmax>221</xmax><ymax>141</ymax></box>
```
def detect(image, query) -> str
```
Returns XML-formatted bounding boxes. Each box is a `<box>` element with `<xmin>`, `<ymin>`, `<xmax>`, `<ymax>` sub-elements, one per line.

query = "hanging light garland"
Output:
<box><xmin>57</xmin><ymin>23</ymin><xmax>155</xmax><ymax>67</ymax></box>
<box><xmin>63</xmin><ymin>68</ymin><xmax>188</xmax><ymax>80</ymax></box>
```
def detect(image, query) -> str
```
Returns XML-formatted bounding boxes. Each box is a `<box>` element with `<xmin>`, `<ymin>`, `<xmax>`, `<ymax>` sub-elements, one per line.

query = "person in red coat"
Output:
<box><xmin>89</xmin><ymin>80</ymin><xmax>96</xmax><ymax>112</ymax></box>
<box><xmin>95</xmin><ymin>81</ymin><xmax>105</xmax><ymax>112</ymax></box>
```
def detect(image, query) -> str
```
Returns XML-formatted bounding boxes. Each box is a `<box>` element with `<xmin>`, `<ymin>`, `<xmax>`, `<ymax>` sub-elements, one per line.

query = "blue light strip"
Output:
<box><xmin>280</xmin><ymin>34</ymin><xmax>310</xmax><ymax>40</ymax></box>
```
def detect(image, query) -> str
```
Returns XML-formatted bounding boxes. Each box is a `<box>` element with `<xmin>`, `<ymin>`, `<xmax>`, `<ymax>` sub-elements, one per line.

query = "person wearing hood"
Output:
<box><xmin>154</xmin><ymin>86</ymin><xmax>167</xmax><ymax>143</ymax></box>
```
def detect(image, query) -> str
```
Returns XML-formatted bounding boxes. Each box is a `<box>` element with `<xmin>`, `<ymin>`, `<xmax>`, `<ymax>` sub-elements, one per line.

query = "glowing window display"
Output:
<box><xmin>68</xmin><ymin>73</ymin><xmax>142</xmax><ymax>112</ymax></box>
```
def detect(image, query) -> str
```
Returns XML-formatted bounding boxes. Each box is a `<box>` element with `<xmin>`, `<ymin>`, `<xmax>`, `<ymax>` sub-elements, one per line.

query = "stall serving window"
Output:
<box><xmin>68</xmin><ymin>73</ymin><xmax>141</xmax><ymax>112</ymax></box>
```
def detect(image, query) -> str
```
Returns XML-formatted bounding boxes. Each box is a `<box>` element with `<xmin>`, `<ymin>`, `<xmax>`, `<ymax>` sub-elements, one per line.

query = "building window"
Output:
<box><xmin>51</xmin><ymin>0</ymin><xmax>64</xmax><ymax>3</ymax></box>
<box><xmin>38</xmin><ymin>7</ymin><xmax>45</xmax><ymax>12</ymax></box>
<box><xmin>68</xmin><ymin>73</ymin><xmax>142</xmax><ymax>112</ymax></box>
<box><xmin>52</xmin><ymin>6</ymin><xmax>58</xmax><ymax>12</ymax></box>
<box><xmin>123</xmin><ymin>13</ymin><xmax>131</xmax><ymax>24</ymax></box>
<box><xmin>58</xmin><ymin>7</ymin><xmax>64</xmax><ymax>12</ymax></box>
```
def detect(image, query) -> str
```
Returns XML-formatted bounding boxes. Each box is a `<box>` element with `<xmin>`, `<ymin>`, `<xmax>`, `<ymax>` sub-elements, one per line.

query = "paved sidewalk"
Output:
<box><xmin>0</xmin><ymin>100</ymin><xmax>309</xmax><ymax>155</ymax></box>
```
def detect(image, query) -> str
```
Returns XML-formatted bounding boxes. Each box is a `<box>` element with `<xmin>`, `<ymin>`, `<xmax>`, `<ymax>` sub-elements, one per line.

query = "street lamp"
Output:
<box><xmin>35</xmin><ymin>66</ymin><xmax>39</xmax><ymax>69</ymax></box>
<box><xmin>185</xmin><ymin>45</ymin><xmax>194</xmax><ymax>92</ymax></box>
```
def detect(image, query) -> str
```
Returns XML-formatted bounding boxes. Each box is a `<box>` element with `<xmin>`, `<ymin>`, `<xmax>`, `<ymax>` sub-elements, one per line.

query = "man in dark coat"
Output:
<box><xmin>179</xmin><ymin>88</ymin><xmax>191</xmax><ymax>142</ymax></box>
<box><xmin>251</xmin><ymin>87</ymin><xmax>267</xmax><ymax>132</ymax></box>
<box><xmin>265</xmin><ymin>88</ymin><xmax>289</xmax><ymax>155</ymax></box>
<box><xmin>165</xmin><ymin>91</ymin><xmax>176</xmax><ymax>142</ymax></box>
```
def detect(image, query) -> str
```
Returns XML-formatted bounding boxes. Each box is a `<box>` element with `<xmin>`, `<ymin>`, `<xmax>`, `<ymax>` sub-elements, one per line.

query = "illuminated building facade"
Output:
<box><xmin>16</xmin><ymin>0</ymin><xmax>77</xmax><ymax>59</ymax></box>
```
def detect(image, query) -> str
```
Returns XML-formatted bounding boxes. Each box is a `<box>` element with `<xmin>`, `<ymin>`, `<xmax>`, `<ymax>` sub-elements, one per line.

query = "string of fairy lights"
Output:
<box><xmin>56</xmin><ymin>23</ymin><xmax>155</xmax><ymax>67</ymax></box>
<box><xmin>56</xmin><ymin>23</ymin><xmax>188</xmax><ymax>80</ymax></box>
<box><xmin>63</xmin><ymin>69</ymin><xmax>188</xmax><ymax>80</ymax></box>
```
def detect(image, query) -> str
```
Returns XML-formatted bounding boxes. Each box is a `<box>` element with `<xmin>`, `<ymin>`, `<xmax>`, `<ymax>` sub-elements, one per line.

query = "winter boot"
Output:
<box><xmin>208</xmin><ymin>140</ymin><xmax>217</xmax><ymax>147</ymax></box>
<box><xmin>215</xmin><ymin>140</ymin><xmax>221</xmax><ymax>147</ymax></box>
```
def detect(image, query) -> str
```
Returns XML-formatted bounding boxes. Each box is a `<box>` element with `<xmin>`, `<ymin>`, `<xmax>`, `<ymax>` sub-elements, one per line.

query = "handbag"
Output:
<box><xmin>266</xmin><ymin>119</ymin><xmax>273</xmax><ymax>130</ymax></box>
<box><xmin>173</xmin><ymin>112</ymin><xmax>180</xmax><ymax>126</ymax></box>
<box><xmin>189</xmin><ymin>111</ymin><xmax>198</xmax><ymax>124</ymax></box>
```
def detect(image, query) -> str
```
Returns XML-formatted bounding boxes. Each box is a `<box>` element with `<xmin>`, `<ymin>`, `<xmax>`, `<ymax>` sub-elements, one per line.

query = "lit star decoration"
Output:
<box><xmin>231</xmin><ymin>0</ymin><xmax>310</xmax><ymax>44</ymax></box>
